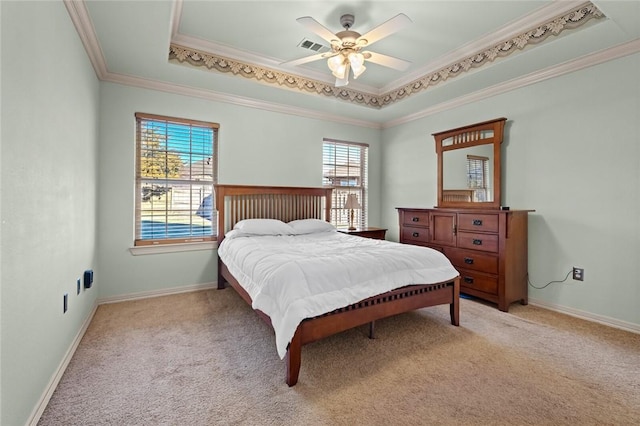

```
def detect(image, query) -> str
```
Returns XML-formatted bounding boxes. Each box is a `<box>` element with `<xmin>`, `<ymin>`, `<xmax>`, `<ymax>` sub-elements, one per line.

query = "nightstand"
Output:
<box><xmin>337</xmin><ymin>227</ymin><xmax>387</xmax><ymax>240</ymax></box>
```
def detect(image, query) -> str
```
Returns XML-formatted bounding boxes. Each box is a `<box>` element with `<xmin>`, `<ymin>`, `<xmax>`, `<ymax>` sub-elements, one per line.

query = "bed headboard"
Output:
<box><xmin>214</xmin><ymin>185</ymin><xmax>333</xmax><ymax>243</ymax></box>
<box><xmin>442</xmin><ymin>189</ymin><xmax>474</xmax><ymax>202</ymax></box>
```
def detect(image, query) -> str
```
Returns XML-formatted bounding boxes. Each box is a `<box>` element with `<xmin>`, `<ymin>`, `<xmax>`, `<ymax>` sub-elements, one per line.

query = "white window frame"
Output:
<box><xmin>322</xmin><ymin>138</ymin><xmax>369</xmax><ymax>229</ymax></box>
<box><xmin>133</xmin><ymin>113</ymin><xmax>218</xmax><ymax>249</ymax></box>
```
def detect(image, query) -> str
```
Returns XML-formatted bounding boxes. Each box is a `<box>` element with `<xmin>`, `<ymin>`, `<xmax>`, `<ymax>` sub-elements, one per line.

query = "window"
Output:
<box><xmin>322</xmin><ymin>139</ymin><xmax>368</xmax><ymax>228</ymax></box>
<box><xmin>135</xmin><ymin>113</ymin><xmax>218</xmax><ymax>246</ymax></box>
<box><xmin>467</xmin><ymin>155</ymin><xmax>490</xmax><ymax>202</ymax></box>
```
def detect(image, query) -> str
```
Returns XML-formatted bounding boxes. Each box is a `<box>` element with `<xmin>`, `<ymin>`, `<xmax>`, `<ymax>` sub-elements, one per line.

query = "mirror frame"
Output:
<box><xmin>433</xmin><ymin>117</ymin><xmax>506</xmax><ymax>209</ymax></box>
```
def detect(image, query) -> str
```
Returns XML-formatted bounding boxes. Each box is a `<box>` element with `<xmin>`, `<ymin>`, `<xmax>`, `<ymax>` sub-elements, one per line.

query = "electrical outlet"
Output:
<box><xmin>573</xmin><ymin>267</ymin><xmax>584</xmax><ymax>281</ymax></box>
<box><xmin>63</xmin><ymin>293</ymin><xmax>68</xmax><ymax>313</ymax></box>
<box><xmin>77</xmin><ymin>278</ymin><xmax>81</xmax><ymax>295</ymax></box>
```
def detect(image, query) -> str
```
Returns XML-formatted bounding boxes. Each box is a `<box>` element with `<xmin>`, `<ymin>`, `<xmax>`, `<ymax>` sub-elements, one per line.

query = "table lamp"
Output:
<box><xmin>343</xmin><ymin>194</ymin><xmax>361</xmax><ymax>230</ymax></box>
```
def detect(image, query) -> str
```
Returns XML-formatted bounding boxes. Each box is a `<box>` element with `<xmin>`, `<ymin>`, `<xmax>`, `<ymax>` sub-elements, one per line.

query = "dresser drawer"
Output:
<box><xmin>401</xmin><ymin>211</ymin><xmax>430</xmax><ymax>227</ymax></box>
<box><xmin>445</xmin><ymin>247</ymin><xmax>498</xmax><ymax>274</ymax></box>
<box><xmin>401</xmin><ymin>226</ymin><xmax>429</xmax><ymax>244</ymax></box>
<box><xmin>458</xmin><ymin>269</ymin><xmax>498</xmax><ymax>295</ymax></box>
<box><xmin>457</xmin><ymin>231</ymin><xmax>499</xmax><ymax>253</ymax></box>
<box><xmin>458</xmin><ymin>213</ymin><xmax>499</xmax><ymax>233</ymax></box>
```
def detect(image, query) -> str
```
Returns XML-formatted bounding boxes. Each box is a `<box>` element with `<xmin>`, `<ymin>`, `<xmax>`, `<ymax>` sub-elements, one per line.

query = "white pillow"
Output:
<box><xmin>233</xmin><ymin>219</ymin><xmax>295</xmax><ymax>236</ymax></box>
<box><xmin>288</xmin><ymin>219</ymin><xmax>336</xmax><ymax>234</ymax></box>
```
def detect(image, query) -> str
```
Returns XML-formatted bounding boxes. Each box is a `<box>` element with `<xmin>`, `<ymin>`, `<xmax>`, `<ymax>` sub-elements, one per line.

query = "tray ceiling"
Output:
<box><xmin>69</xmin><ymin>0</ymin><xmax>640</xmax><ymax>127</ymax></box>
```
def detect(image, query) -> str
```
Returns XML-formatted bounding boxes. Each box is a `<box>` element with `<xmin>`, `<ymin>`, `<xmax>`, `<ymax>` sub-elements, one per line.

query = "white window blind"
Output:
<box><xmin>322</xmin><ymin>139</ymin><xmax>368</xmax><ymax>228</ymax></box>
<box><xmin>467</xmin><ymin>155</ymin><xmax>490</xmax><ymax>202</ymax></box>
<box><xmin>135</xmin><ymin>113</ymin><xmax>218</xmax><ymax>246</ymax></box>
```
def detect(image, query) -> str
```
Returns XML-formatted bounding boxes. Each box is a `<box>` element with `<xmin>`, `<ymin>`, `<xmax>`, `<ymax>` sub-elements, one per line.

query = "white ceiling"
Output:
<box><xmin>74</xmin><ymin>0</ymin><xmax>640</xmax><ymax>127</ymax></box>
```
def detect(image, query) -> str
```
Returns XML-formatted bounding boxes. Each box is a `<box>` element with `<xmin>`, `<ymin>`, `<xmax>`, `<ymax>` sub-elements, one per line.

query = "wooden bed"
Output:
<box><xmin>215</xmin><ymin>184</ymin><xmax>460</xmax><ymax>386</ymax></box>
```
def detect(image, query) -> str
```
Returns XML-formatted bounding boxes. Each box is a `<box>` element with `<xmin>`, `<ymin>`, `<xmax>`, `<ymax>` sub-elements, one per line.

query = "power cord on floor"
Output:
<box><xmin>527</xmin><ymin>269</ymin><xmax>572</xmax><ymax>289</ymax></box>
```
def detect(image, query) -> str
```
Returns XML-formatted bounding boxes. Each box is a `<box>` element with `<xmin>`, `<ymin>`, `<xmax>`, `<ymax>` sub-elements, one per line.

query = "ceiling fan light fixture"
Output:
<box><xmin>352</xmin><ymin>64</ymin><xmax>366</xmax><ymax>79</ymax></box>
<box><xmin>327</xmin><ymin>54</ymin><xmax>349</xmax><ymax>79</ymax></box>
<box><xmin>327</xmin><ymin>54</ymin><xmax>344</xmax><ymax>72</ymax></box>
<box><xmin>288</xmin><ymin>12</ymin><xmax>412</xmax><ymax>87</ymax></box>
<box><xmin>348</xmin><ymin>52</ymin><xmax>366</xmax><ymax>78</ymax></box>
<box><xmin>331</xmin><ymin>63</ymin><xmax>347</xmax><ymax>80</ymax></box>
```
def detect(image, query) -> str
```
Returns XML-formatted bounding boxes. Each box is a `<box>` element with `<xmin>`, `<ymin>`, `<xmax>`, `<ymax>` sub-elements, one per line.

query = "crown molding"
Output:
<box><xmin>383</xmin><ymin>37</ymin><xmax>640</xmax><ymax>129</ymax></box>
<box><xmin>63</xmin><ymin>0</ymin><xmax>108</xmax><ymax>79</ymax></box>
<box><xmin>169</xmin><ymin>0</ymin><xmax>182</xmax><ymax>40</ymax></box>
<box><xmin>101</xmin><ymin>71</ymin><xmax>382</xmax><ymax>129</ymax></box>
<box><xmin>65</xmin><ymin>0</ymin><xmax>634</xmax><ymax>131</ymax></box>
<box><xmin>169</xmin><ymin>2</ymin><xmax>604</xmax><ymax>108</ymax></box>
<box><xmin>104</xmin><ymin>36</ymin><xmax>640</xmax><ymax>131</ymax></box>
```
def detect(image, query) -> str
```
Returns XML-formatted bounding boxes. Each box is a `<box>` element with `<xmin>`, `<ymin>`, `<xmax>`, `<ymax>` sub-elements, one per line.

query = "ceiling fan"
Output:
<box><xmin>281</xmin><ymin>13</ymin><xmax>412</xmax><ymax>87</ymax></box>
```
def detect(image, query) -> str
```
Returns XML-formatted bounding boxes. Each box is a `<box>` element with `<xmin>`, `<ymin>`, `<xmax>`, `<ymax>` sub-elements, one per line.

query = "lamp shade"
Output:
<box><xmin>327</xmin><ymin>54</ymin><xmax>343</xmax><ymax>71</ymax></box>
<box><xmin>327</xmin><ymin>54</ymin><xmax>347</xmax><ymax>79</ymax></box>
<box><xmin>348</xmin><ymin>52</ymin><xmax>366</xmax><ymax>79</ymax></box>
<box><xmin>343</xmin><ymin>194</ymin><xmax>361</xmax><ymax>209</ymax></box>
<box><xmin>332</xmin><ymin>63</ymin><xmax>347</xmax><ymax>79</ymax></box>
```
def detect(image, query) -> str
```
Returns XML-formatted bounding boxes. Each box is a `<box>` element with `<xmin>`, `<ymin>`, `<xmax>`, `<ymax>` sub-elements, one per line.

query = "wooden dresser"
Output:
<box><xmin>398</xmin><ymin>208</ymin><xmax>532</xmax><ymax>312</ymax></box>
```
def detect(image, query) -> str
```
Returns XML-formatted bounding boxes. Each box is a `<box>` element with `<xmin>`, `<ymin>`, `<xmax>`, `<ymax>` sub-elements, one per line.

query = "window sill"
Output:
<box><xmin>129</xmin><ymin>241</ymin><xmax>218</xmax><ymax>256</ymax></box>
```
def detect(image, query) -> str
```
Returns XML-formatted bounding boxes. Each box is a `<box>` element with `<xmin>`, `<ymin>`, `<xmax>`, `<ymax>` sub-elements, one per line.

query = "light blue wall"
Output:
<box><xmin>97</xmin><ymin>83</ymin><xmax>381</xmax><ymax>298</ymax></box>
<box><xmin>0</xmin><ymin>2</ymin><xmax>100</xmax><ymax>425</ymax></box>
<box><xmin>381</xmin><ymin>52</ymin><xmax>640</xmax><ymax>327</ymax></box>
<box><xmin>1</xmin><ymin>2</ymin><xmax>638</xmax><ymax>425</ymax></box>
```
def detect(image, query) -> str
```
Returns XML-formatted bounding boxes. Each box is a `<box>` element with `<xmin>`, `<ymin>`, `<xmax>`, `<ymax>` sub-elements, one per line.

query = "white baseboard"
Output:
<box><xmin>30</xmin><ymin>287</ymin><xmax>636</xmax><ymax>426</ymax></box>
<box><xmin>529</xmin><ymin>297</ymin><xmax>640</xmax><ymax>335</ymax></box>
<box><xmin>28</xmin><ymin>302</ymin><xmax>99</xmax><ymax>426</ymax></box>
<box><xmin>29</xmin><ymin>282</ymin><xmax>217</xmax><ymax>425</ymax></box>
<box><xmin>97</xmin><ymin>282</ymin><xmax>217</xmax><ymax>305</ymax></box>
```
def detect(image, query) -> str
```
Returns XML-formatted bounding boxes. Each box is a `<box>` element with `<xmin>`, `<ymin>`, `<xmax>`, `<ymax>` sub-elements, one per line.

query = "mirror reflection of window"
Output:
<box><xmin>467</xmin><ymin>155</ymin><xmax>489</xmax><ymax>202</ymax></box>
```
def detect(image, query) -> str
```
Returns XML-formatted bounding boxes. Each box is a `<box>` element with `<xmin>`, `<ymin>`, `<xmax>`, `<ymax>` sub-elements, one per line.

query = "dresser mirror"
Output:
<box><xmin>433</xmin><ymin>117</ymin><xmax>506</xmax><ymax>209</ymax></box>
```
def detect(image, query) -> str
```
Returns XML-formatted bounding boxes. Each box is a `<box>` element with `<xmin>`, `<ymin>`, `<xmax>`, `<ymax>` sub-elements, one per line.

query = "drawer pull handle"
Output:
<box><xmin>412</xmin><ymin>232</ymin><xmax>420</xmax><ymax>238</ymax></box>
<box><xmin>473</xmin><ymin>239</ymin><xmax>483</xmax><ymax>245</ymax></box>
<box><xmin>412</xmin><ymin>217</ymin><xmax>420</xmax><ymax>222</ymax></box>
<box><xmin>473</xmin><ymin>219</ymin><xmax>483</xmax><ymax>226</ymax></box>
<box><xmin>464</xmin><ymin>276</ymin><xmax>474</xmax><ymax>284</ymax></box>
<box><xmin>464</xmin><ymin>257</ymin><xmax>474</xmax><ymax>264</ymax></box>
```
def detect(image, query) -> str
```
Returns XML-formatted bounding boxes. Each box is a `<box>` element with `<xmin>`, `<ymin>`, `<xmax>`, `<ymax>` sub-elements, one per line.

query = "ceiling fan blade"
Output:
<box><xmin>280</xmin><ymin>52</ymin><xmax>334</xmax><ymax>67</ymax></box>
<box><xmin>335</xmin><ymin>63</ymin><xmax>350</xmax><ymax>87</ymax></box>
<box><xmin>335</xmin><ymin>75</ymin><xmax>349</xmax><ymax>87</ymax></box>
<box><xmin>297</xmin><ymin>16</ymin><xmax>340</xmax><ymax>44</ymax></box>
<box><xmin>357</xmin><ymin>13</ymin><xmax>412</xmax><ymax>47</ymax></box>
<box><xmin>362</xmin><ymin>51</ymin><xmax>411</xmax><ymax>71</ymax></box>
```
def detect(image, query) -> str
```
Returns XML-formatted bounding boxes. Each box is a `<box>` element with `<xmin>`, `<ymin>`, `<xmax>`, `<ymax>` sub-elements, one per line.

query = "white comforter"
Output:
<box><xmin>218</xmin><ymin>230</ymin><xmax>459</xmax><ymax>359</ymax></box>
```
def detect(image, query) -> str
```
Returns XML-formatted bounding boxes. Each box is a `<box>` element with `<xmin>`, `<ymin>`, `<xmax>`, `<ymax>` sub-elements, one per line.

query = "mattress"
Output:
<box><xmin>218</xmin><ymin>230</ymin><xmax>459</xmax><ymax>359</ymax></box>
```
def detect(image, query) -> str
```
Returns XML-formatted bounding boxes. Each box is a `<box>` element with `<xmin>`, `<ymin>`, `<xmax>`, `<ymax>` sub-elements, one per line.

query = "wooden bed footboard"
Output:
<box><xmin>286</xmin><ymin>276</ymin><xmax>460</xmax><ymax>386</ymax></box>
<box><xmin>220</xmin><ymin>259</ymin><xmax>459</xmax><ymax>386</ymax></box>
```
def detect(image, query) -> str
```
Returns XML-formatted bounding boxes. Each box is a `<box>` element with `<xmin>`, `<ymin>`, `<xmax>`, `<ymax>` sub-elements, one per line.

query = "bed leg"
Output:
<box><xmin>286</xmin><ymin>330</ymin><xmax>302</xmax><ymax>387</ymax></box>
<box><xmin>450</xmin><ymin>278</ymin><xmax>460</xmax><ymax>326</ymax></box>
<box><xmin>217</xmin><ymin>259</ymin><xmax>225</xmax><ymax>290</ymax></box>
<box><xmin>368</xmin><ymin>321</ymin><xmax>376</xmax><ymax>339</ymax></box>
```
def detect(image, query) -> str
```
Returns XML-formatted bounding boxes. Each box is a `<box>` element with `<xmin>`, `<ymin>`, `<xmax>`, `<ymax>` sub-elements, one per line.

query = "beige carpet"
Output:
<box><xmin>39</xmin><ymin>289</ymin><xmax>640</xmax><ymax>425</ymax></box>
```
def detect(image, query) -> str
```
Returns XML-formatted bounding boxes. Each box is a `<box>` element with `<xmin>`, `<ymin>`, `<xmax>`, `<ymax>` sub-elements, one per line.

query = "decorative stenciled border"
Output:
<box><xmin>168</xmin><ymin>2</ymin><xmax>604</xmax><ymax>109</ymax></box>
<box><xmin>169</xmin><ymin>45</ymin><xmax>384</xmax><ymax>108</ymax></box>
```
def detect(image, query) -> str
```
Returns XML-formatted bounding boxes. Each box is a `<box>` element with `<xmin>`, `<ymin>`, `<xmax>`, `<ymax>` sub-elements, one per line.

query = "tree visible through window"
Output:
<box><xmin>322</xmin><ymin>139</ymin><xmax>368</xmax><ymax>228</ymax></box>
<box><xmin>135</xmin><ymin>113</ymin><xmax>218</xmax><ymax>246</ymax></box>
